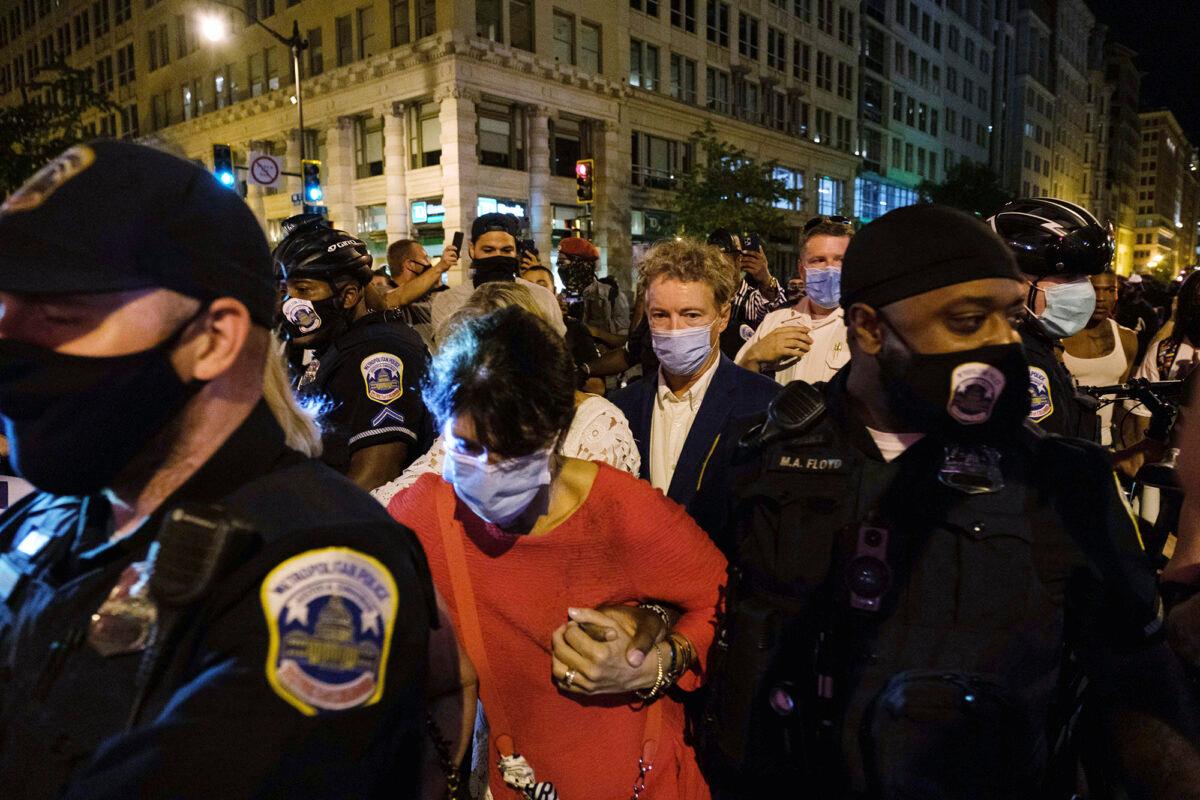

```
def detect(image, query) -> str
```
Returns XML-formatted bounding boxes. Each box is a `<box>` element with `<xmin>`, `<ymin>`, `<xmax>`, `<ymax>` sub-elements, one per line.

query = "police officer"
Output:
<box><xmin>988</xmin><ymin>198</ymin><xmax>1112</xmax><ymax>441</ymax></box>
<box><xmin>0</xmin><ymin>141</ymin><xmax>435</xmax><ymax>798</ymax></box>
<box><xmin>700</xmin><ymin>204</ymin><xmax>1199</xmax><ymax>799</ymax></box>
<box><xmin>276</xmin><ymin>225</ymin><xmax>433</xmax><ymax>491</ymax></box>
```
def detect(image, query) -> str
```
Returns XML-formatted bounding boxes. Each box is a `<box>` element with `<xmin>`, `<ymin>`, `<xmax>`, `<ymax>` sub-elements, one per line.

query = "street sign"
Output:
<box><xmin>248</xmin><ymin>152</ymin><xmax>283</xmax><ymax>188</ymax></box>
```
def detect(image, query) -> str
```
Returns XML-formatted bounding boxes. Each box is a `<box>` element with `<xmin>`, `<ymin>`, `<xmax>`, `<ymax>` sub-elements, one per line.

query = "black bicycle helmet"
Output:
<box><xmin>280</xmin><ymin>212</ymin><xmax>331</xmax><ymax>238</ymax></box>
<box><xmin>274</xmin><ymin>226</ymin><xmax>374</xmax><ymax>286</ymax></box>
<box><xmin>987</xmin><ymin>197</ymin><xmax>1114</xmax><ymax>277</ymax></box>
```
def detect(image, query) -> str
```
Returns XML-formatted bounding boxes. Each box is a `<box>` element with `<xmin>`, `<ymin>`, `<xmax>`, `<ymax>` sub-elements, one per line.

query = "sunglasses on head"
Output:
<box><xmin>803</xmin><ymin>215</ymin><xmax>853</xmax><ymax>232</ymax></box>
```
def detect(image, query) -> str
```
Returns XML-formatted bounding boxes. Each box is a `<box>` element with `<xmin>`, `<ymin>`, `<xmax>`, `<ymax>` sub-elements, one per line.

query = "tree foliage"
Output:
<box><xmin>0</xmin><ymin>62</ymin><xmax>116</xmax><ymax>196</ymax></box>
<box><xmin>917</xmin><ymin>159</ymin><xmax>1013</xmax><ymax>218</ymax></box>
<box><xmin>671</xmin><ymin>124</ymin><xmax>803</xmax><ymax>240</ymax></box>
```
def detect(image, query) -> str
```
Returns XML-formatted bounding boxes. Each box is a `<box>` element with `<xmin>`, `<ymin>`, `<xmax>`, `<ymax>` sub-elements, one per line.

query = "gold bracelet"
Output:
<box><xmin>635</xmin><ymin>642</ymin><xmax>667</xmax><ymax>701</ymax></box>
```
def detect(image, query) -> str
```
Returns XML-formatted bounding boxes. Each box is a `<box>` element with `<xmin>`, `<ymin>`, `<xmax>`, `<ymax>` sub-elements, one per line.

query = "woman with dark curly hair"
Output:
<box><xmin>393</xmin><ymin>306</ymin><xmax>725</xmax><ymax>800</ymax></box>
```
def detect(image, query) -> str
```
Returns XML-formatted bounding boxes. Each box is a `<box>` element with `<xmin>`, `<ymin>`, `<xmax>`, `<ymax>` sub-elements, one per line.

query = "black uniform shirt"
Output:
<box><xmin>300</xmin><ymin>312</ymin><xmax>433</xmax><ymax>473</ymax></box>
<box><xmin>0</xmin><ymin>402</ymin><xmax>435</xmax><ymax>799</ymax></box>
<box><xmin>1018</xmin><ymin>311</ymin><xmax>1099</xmax><ymax>442</ymax></box>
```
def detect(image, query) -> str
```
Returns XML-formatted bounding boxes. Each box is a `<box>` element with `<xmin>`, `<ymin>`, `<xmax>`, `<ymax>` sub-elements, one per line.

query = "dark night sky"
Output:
<box><xmin>1089</xmin><ymin>0</ymin><xmax>1200</xmax><ymax>145</ymax></box>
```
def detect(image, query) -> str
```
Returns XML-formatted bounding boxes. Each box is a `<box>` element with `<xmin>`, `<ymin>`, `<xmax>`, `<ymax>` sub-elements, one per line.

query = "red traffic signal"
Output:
<box><xmin>575</xmin><ymin>158</ymin><xmax>594</xmax><ymax>205</ymax></box>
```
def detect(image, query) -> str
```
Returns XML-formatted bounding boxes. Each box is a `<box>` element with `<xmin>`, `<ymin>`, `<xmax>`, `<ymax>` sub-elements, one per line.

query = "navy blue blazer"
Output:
<box><xmin>610</xmin><ymin>355</ymin><xmax>781</xmax><ymax>542</ymax></box>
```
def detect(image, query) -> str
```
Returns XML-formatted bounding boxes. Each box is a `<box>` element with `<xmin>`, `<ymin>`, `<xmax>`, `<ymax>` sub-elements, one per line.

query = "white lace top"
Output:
<box><xmin>371</xmin><ymin>394</ymin><xmax>641</xmax><ymax>506</ymax></box>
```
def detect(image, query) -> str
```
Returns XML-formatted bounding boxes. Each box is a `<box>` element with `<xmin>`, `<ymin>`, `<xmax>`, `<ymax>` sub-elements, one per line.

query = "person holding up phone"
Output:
<box><xmin>707</xmin><ymin>229</ymin><xmax>788</xmax><ymax>359</ymax></box>
<box><xmin>372</xmin><ymin>234</ymin><xmax>461</xmax><ymax>347</ymax></box>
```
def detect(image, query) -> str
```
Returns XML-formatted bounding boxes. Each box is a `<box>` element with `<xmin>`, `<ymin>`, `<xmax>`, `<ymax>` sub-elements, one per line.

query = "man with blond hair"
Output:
<box><xmin>609</xmin><ymin>238</ymin><xmax>779</xmax><ymax>549</ymax></box>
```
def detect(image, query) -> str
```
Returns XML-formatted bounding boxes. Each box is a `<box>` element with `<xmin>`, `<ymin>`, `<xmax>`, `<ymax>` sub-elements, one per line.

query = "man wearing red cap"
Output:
<box><xmin>557</xmin><ymin>235</ymin><xmax>630</xmax><ymax>346</ymax></box>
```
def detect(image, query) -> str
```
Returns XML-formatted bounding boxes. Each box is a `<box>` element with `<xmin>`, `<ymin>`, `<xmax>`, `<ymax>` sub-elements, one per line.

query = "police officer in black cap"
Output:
<box><xmin>276</xmin><ymin>224</ymin><xmax>433</xmax><ymax>491</ymax></box>
<box><xmin>0</xmin><ymin>141</ymin><xmax>436</xmax><ymax>798</ymax></box>
<box><xmin>699</xmin><ymin>204</ymin><xmax>1200</xmax><ymax>799</ymax></box>
<box><xmin>988</xmin><ymin>198</ymin><xmax>1112</xmax><ymax>441</ymax></box>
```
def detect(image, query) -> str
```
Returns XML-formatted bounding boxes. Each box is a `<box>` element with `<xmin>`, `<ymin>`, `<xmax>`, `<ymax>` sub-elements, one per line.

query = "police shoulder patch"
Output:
<box><xmin>1027</xmin><ymin>366</ymin><xmax>1054</xmax><ymax>422</ymax></box>
<box><xmin>360</xmin><ymin>352</ymin><xmax>404</xmax><ymax>404</ymax></box>
<box><xmin>1</xmin><ymin>144</ymin><xmax>95</xmax><ymax>215</ymax></box>
<box><xmin>261</xmin><ymin>547</ymin><xmax>398</xmax><ymax>715</ymax></box>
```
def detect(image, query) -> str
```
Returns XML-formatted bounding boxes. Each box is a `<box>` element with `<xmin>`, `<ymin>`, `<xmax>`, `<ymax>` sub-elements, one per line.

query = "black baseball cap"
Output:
<box><xmin>0</xmin><ymin>139</ymin><xmax>276</xmax><ymax>326</ymax></box>
<box><xmin>470</xmin><ymin>212</ymin><xmax>520</xmax><ymax>240</ymax></box>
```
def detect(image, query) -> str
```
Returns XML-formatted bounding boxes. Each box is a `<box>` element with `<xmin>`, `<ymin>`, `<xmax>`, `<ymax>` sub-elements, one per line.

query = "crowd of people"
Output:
<box><xmin>2</xmin><ymin>139</ymin><xmax>1200</xmax><ymax>800</ymax></box>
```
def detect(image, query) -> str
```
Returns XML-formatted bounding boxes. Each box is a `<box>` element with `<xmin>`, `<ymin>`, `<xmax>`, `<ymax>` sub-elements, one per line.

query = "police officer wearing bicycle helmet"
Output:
<box><xmin>276</xmin><ymin>224</ymin><xmax>432</xmax><ymax>490</ymax></box>
<box><xmin>988</xmin><ymin>198</ymin><xmax>1113</xmax><ymax>440</ymax></box>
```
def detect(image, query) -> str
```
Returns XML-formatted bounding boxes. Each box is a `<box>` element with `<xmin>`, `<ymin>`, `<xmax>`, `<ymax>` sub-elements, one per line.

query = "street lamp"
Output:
<box><xmin>198</xmin><ymin>3</ymin><xmax>310</xmax><ymax>168</ymax></box>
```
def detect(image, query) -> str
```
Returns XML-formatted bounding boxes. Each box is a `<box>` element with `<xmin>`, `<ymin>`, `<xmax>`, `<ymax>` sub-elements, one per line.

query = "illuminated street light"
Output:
<box><xmin>198</xmin><ymin>13</ymin><xmax>227</xmax><ymax>43</ymax></box>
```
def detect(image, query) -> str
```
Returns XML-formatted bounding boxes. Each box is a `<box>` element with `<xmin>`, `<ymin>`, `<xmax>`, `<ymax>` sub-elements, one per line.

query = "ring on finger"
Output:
<box><xmin>563</xmin><ymin>669</ymin><xmax>577</xmax><ymax>689</ymax></box>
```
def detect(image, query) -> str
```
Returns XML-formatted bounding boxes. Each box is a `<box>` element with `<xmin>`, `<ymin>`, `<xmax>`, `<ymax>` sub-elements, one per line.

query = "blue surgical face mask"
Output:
<box><xmin>804</xmin><ymin>267</ymin><xmax>842</xmax><ymax>309</ymax></box>
<box><xmin>1036</xmin><ymin>276</ymin><xmax>1097</xmax><ymax>339</ymax></box>
<box><xmin>651</xmin><ymin>321</ymin><xmax>715</xmax><ymax>376</ymax></box>
<box><xmin>442</xmin><ymin>444</ymin><xmax>553</xmax><ymax>528</ymax></box>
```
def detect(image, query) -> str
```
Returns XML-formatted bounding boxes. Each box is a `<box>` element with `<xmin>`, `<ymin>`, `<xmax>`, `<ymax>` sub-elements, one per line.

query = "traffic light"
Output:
<box><xmin>302</xmin><ymin>159</ymin><xmax>324</xmax><ymax>204</ymax></box>
<box><xmin>575</xmin><ymin>158</ymin><xmax>594</xmax><ymax>205</ymax></box>
<box><xmin>212</xmin><ymin>143</ymin><xmax>235</xmax><ymax>188</ymax></box>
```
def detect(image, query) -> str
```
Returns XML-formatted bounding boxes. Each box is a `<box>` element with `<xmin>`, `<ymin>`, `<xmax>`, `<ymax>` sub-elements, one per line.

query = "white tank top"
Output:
<box><xmin>1063</xmin><ymin>318</ymin><xmax>1128</xmax><ymax>446</ymax></box>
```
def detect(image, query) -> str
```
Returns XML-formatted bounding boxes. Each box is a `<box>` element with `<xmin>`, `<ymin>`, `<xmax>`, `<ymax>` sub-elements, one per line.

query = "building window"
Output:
<box><xmin>579</xmin><ymin>22</ymin><xmax>601</xmax><ymax>73</ymax></box>
<box><xmin>355</xmin><ymin>115</ymin><xmax>384</xmax><ymax>178</ymax></box>
<box><xmin>336</xmin><ymin>15</ymin><xmax>353</xmax><ymax>66</ymax></box>
<box><xmin>815</xmin><ymin>51</ymin><xmax>832</xmax><ymax>92</ymax></box>
<box><xmin>150</xmin><ymin>92</ymin><xmax>167</xmax><ymax>130</ymax></box>
<box><xmin>181</xmin><ymin>80</ymin><xmax>195</xmax><ymax>120</ymax></box>
<box><xmin>477</xmin><ymin>100</ymin><xmax>525</xmax><ymax>170</ymax></box>
<box><xmin>248</xmin><ymin>49</ymin><xmax>263</xmax><ymax>96</ymax></box>
<box><xmin>391</xmin><ymin>0</ymin><xmax>411</xmax><ymax>46</ymax></box>
<box><xmin>837</xmin><ymin>6</ymin><xmax>853</xmax><ymax>45</ymax></box>
<box><xmin>737</xmin><ymin>13</ymin><xmax>758</xmax><ymax>60</ymax></box>
<box><xmin>416</xmin><ymin>0</ymin><xmax>436</xmax><ymax>38</ymax></box>
<box><xmin>510</xmin><ymin>0</ymin><xmax>533</xmax><ymax>50</ymax></box>
<box><xmin>669</xmin><ymin>53</ymin><xmax>696</xmax><ymax>104</ymax></box>
<box><xmin>93</xmin><ymin>0</ymin><xmax>110</xmax><ymax>36</ymax></box>
<box><xmin>773</xmin><ymin>166</ymin><xmax>804</xmax><ymax>210</ymax></box>
<box><xmin>817</xmin><ymin>175</ymin><xmax>843</xmax><ymax>214</ymax></box>
<box><xmin>214</xmin><ymin>65</ymin><xmax>232</xmax><ymax>108</ymax></box>
<box><xmin>116</xmin><ymin>42</ymin><xmax>135</xmax><ymax>86</ymax></box>
<box><xmin>630</xmin><ymin>39</ymin><xmax>658</xmax><ymax>91</ymax></box>
<box><xmin>706</xmin><ymin>1</ymin><xmax>729</xmax><ymax>47</ymax></box>
<box><xmin>670</xmin><ymin>0</ymin><xmax>695</xmax><ymax>33</ymax></box>
<box><xmin>816</xmin><ymin>0</ymin><xmax>833</xmax><ymax>34</ymax></box>
<box><xmin>836</xmin><ymin>62</ymin><xmax>852</xmax><ymax>99</ymax></box>
<box><xmin>114</xmin><ymin>0</ymin><xmax>130</xmax><ymax>25</ymax></box>
<box><xmin>792</xmin><ymin>39</ymin><xmax>809</xmax><ymax>82</ymax></box>
<box><xmin>119</xmin><ymin>103</ymin><xmax>138</xmax><ymax>139</ymax></box>
<box><xmin>308</xmin><ymin>27</ymin><xmax>323</xmax><ymax>75</ymax></box>
<box><xmin>766</xmin><ymin>27</ymin><xmax>785</xmax><ymax>72</ymax></box>
<box><xmin>265</xmin><ymin>46</ymin><xmax>279</xmax><ymax>90</ymax></box>
<box><xmin>551</xmin><ymin>116</ymin><xmax>586</xmax><ymax>177</ymax></box>
<box><xmin>706</xmin><ymin>66</ymin><xmax>729</xmax><ymax>113</ymax></box>
<box><xmin>630</xmin><ymin>0</ymin><xmax>660</xmax><ymax>16</ymax></box>
<box><xmin>96</xmin><ymin>55</ymin><xmax>114</xmax><ymax>92</ymax></box>
<box><xmin>174</xmin><ymin>14</ymin><xmax>196</xmax><ymax>59</ymax></box>
<box><xmin>408</xmin><ymin>100</ymin><xmax>441</xmax><ymax>167</ymax></box>
<box><xmin>631</xmin><ymin>130</ymin><xmax>691</xmax><ymax>189</ymax></box>
<box><xmin>861</xmin><ymin>76</ymin><xmax>882</xmax><ymax>123</ymax></box>
<box><xmin>552</xmin><ymin>11</ymin><xmax>574</xmax><ymax>64</ymax></box>
<box><xmin>476</xmin><ymin>0</ymin><xmax>500</xmax><ymax>41</ymax></box>
<box><xmin>357</xmin><ymin>6</ymin><xmax>375</xmax><ymax>58</ymax></box>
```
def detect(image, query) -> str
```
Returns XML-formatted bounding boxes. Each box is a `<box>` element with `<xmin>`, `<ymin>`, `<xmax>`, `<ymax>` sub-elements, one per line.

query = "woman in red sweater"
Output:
<box><xmin>391</xmin><ymin>306</ymin><xmax>726</xmax><ymax>800</ymax></box>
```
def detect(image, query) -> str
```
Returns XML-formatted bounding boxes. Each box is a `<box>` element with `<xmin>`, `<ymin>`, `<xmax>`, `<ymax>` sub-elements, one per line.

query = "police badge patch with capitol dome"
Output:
<box><xmin>261</xmin><ymin>548</ymin><xmax>398</xmax><ymax>715</ymax></box>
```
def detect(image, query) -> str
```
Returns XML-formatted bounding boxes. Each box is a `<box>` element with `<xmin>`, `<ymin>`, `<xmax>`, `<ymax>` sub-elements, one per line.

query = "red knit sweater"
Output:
<box><xmin>389</xmin><ymin>464</ymin><xmax>727</xmax><ymax>800</ymax></box>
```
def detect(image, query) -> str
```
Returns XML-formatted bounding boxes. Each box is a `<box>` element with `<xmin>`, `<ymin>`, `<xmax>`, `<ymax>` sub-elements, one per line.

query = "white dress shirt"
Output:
<box><xmin>735</xmin><ymin>304</ymin><xmax>849</xmax><ymax>385</ymax></box>
<box><xmin>649</xmin><ymin>355</ymin><xmax>720</xmax><ymax>492</ymax></box>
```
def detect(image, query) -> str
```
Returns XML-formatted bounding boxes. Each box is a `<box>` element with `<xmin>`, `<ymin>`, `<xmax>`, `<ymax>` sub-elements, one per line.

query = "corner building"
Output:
<box><xmin>0</xmin><ymin>0</ymin><xmax>862</xmax><ymax>288</ymax></box>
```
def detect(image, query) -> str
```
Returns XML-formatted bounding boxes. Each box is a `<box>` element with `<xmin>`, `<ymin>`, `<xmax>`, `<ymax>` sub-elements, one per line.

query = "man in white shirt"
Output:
<box><xmin>736</xmin><ymin>216</ymin><xmax>855</xmax><ymax>385</ymax></box>
<box><xmin>429</xmin><ymin>213</ymin><xmax>565</xmax><ymax>342</ymax></box>
<box><xmin>609</xmin><ymin>238</ymin><xmax>779</xmax><ymax>546</ymax></box>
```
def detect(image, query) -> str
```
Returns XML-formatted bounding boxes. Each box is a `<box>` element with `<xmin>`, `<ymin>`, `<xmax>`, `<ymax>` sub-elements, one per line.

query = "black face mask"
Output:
<box><xmin>0</xmin><ymin>315</ymin><xmax>204</xmax><ymax>496</ymax></box>
<box><xmin>471</xmin><ymin>255</ymin><xmax>519</xmax><ymax>288</ymax></box>
<box><xmin>877</xmin><ymin>318</ymin><xmax>1031</xmax><ymax>443</ymax></box>
<box><xmin>279</xmin><ymin>293</ymin><xmax>349</xmax><ymax>349</ymax></box>
<box><xmin>559</xmin><ymin>259</ymin><xmax>595</xmax><ymax>297</ymax></box>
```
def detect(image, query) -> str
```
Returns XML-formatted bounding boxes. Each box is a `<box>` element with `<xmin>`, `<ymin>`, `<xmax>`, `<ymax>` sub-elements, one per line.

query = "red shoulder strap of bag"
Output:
<box><xmin>435</xmin><ymin>488</ymin><xmax>665</xmax><ymax>796</ymax></box>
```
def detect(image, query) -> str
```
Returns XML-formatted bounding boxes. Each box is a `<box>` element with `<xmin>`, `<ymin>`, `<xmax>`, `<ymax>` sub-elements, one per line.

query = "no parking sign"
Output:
<box><xmin>248</xmin><ymin>151</ymin><xmax>283</xmax><ymax>188</ymax></box>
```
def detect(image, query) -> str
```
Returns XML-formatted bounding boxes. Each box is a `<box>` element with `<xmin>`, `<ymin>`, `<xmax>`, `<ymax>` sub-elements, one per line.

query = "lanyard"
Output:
<box><xmin>435</xmin><ymin>489</ymin><xmax>664</xmax><ymax>799</ymax></box>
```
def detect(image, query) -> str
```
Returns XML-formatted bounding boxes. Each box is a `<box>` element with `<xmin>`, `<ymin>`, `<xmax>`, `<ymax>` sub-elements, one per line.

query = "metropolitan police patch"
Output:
<box><xmin>261</xmin><ymin>548</ymin><xmax>398</xmax><ymax>715</ymax></box>
<box><xmin>361</xmin><ymin>352</ymin><xmax>404</xmax><ymax>404</ymax></box>
<box><xmin>1028</xmin><ymin>366</ymin><xmax>1054</xmax><ymax>422</ymax></box>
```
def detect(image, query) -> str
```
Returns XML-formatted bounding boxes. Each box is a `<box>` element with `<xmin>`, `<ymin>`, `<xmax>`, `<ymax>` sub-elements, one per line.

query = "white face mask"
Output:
<box><xmin>441</xmin><ymin>445</ymin><xmax>553</xmax><ymax>528</ymax></box>
<box><xmin>651</xmin><ymin>322</ymin><xmax>715</xmax><ymax>376</ymax></box>
<box><xmin>1035</xmin><ymin>275</ymin><xmax>1097</xmax><ymax>338</ymax></box>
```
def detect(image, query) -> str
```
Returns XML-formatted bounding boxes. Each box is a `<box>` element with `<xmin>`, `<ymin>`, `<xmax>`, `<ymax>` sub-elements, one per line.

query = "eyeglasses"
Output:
<box><xmin>803</xmin><ymin>215</ymin><xmax>853</xmax><ymax>232</ymax></box>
